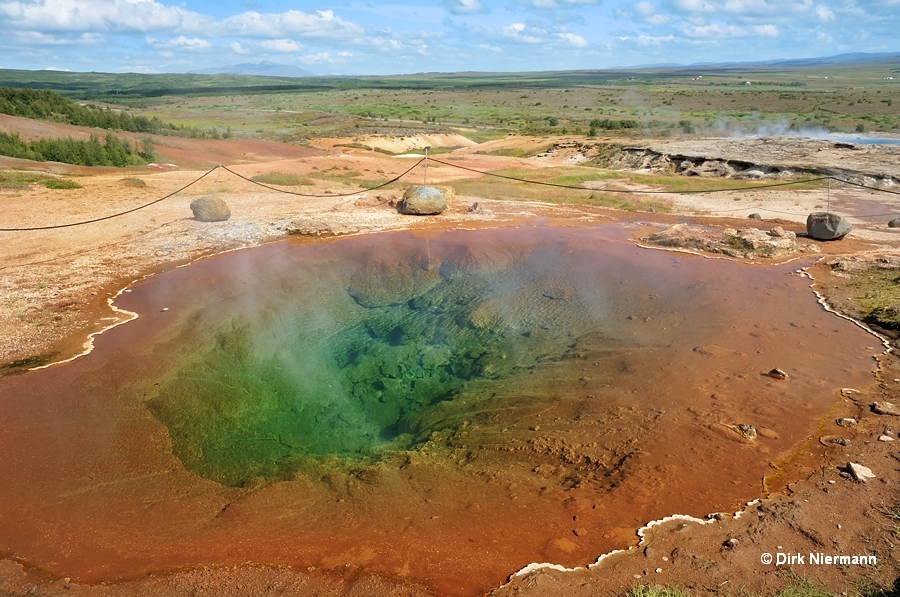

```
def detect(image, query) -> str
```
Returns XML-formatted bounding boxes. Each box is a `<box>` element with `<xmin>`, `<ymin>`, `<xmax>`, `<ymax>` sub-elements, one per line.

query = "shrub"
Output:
<box><xmin>250</xmin><ymin>172</ymin><xmax>313</xmax><ymax>186</ymax></box>
<box><xmin>44</xmin><ymin>179</ymin><xmax>82</xmax><ymax>189</ymax></box>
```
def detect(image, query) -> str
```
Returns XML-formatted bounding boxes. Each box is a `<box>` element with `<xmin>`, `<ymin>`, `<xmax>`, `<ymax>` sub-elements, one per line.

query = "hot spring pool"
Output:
<box><xmin>0</xmin><ymin>223</ymin><xmax>881</xmax><ymax>596</ymax></box>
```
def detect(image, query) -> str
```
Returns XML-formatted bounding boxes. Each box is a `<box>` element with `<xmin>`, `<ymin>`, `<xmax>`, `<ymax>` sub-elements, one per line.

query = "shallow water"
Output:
<box><xmin>0</xmin><ymin>224</ymin><xmax>881</xmax><ymax>595</ymax></box>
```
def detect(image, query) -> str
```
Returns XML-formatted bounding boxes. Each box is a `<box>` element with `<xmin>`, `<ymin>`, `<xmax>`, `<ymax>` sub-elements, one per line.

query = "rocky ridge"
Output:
<box><xmin>539</xmin><ymin>137</ymin><xmax>900</xmax><ymax>187</ymax></box>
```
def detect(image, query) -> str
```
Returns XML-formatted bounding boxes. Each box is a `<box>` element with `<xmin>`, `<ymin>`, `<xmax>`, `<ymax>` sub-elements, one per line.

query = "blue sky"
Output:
<box><xmin>0</xmin><ymin>0</ymin><xmax>897</xmax><ymax>75</ymax></box>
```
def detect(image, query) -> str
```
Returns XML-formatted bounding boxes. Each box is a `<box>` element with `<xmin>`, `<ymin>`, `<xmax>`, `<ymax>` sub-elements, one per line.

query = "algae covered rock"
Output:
<box><xmin>397</xmin><ymin>185</ymin><xmax>447</xmax><ymax>215</ymax></box>
<box><xmin>190</xmin><ymin>196</ymin><xmax>231</xmax><ymax>222</ymax></box>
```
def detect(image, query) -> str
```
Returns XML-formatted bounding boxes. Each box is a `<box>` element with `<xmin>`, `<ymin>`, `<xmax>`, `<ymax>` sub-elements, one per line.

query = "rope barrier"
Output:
<box><xmin>219</xmin><ymin>158</ymin><xmax>423</xmax><ymax>198</ymax></box>
<box><xmin>0</xmin><ymin>153</ymin><xmax>897</xmax><ymax>231</ymax></box>
<box><xmin>0</xmin><ymin>166</ymin><xmax>220</xmax><ymax>232</ymax></box>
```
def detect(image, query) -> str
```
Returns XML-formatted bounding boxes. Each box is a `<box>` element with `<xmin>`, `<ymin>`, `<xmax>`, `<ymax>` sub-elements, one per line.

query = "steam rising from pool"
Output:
<box><xmin>144</xmin><ymin>228</ymin><xmax>637</xmax><ymax>486</ymax></box>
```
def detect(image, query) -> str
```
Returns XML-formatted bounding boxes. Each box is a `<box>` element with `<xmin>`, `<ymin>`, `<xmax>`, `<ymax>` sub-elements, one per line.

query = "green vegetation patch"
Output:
<box><xmin>44</xmin><ymin>179</ymin><xmax>82</xmax><ymax>190</ymax></box>
<box><xmin>0</xmin><ymin>86</ymin><xmax>170</xmax><ymax>133</ymax></box>
<box><xmin>0</xmin><ymin>131</ymin><xmax>152</xmax><ymax>167</ymax></box>
<box><xmin>0</xmin><ymin>170</ymin><xmax>50</xmax><ymax>190</ymax></box>
<box><xmin>120</xmin><ymin>177</ymin><xmax>147</xmax><ymax>188</ymax></box>
<box><xmin>250</xmin><ymin>171</ymin><xmax>313</xmax><ymax>186</ymax></box>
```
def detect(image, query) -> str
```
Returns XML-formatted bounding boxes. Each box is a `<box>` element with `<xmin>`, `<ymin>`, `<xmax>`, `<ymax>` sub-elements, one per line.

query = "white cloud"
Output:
<box><xmin>260</xmin><ymin>39</ymin><xmax>304</xmax><ymax>52</ymax></box>
<box><xmin>0</xmin><ymin>1</ymin><xmax>364</xmax><ymax>40</ymax></box>
<box><xmin>560</xmin><ymin>32</ymin><xmax>588</xmax><ymax>46</ymax></box>
<box><xmin>147</xmin><ymin>35</ymin><xmax>212</xmax><ymax>50</ymax></box>
<box><xmin>501</xmin><ymin>22</ymin><xmax>543</xmax><ymax>43</ymax></box>
<box><xmin>0</xmin><ymin>0</ymin><xmax>210</xmax><ymax>32</ymax></box>
<box><xmin>300</xmin><ymin>51</ymin><xmax>352</xmax><ymax>64</ymax></box>
<box><xmin>230</xmin><ymin>41</ymin><xmax>249</xmax><ymax>54</ymax></box>
<box><xmin>815</xmin><ymin>4</ymin><xmax>835</xmax><ymax>20</ymax></box>
<box><xmin>637</xmin><ymin>34</ymin><xmax>676</xmax><ymax>45</ymax></box>
<box><xmin>516</xmin><ymin>0</ymin><xmax>599</xmax><ymax>7</ymax></box>
<box><xmin>441</xmin><ymin>0</ymin><xmax>488</xmax><ymax>14</ymax></box>
<box><xmin>679</xmin><ymin>22</ymin><xmax>778</xmax><ymax>37</ymax></box>
<box><xmin>219</xmin><ymin>9</ymin><xmax>364</xmax><ymax>39</ymax></box>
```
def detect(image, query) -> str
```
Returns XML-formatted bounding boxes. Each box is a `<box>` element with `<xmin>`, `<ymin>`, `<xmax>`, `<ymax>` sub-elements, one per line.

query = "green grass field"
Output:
<box><xmin>2</xmin><ymin>58</ymin><xmax>898</xmax><ymax>142</ymax></box>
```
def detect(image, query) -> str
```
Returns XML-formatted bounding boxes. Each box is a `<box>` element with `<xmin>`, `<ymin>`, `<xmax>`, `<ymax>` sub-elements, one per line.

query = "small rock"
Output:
<box><xmin>768</xmin><ymin>226</ymin><xmax>786</xmax><ymax>237</ymax></box>
<box><xmin>573</xmin><ymin>527</ymin><xmax>588</xmax><ymax>537</ymax></box>
<box><xmin>847</xmin><ymin>462</ymin><xmax>876</xmax><ymax>482</ymax></box>
<box><xmin>723</xmin><ymin>538</ymin><xmax>739</xmax><ymax>549</ymax></box>
<box><xmin>836</xmin><ymin>418</ymin><xmax>858</xmax><ymax>427</ymax></box>
<box><xmin>734</xmin><ymin>424</ymin><xmax>758</xmax><ymax>440</ymax></box>
<box><xmin>820</xmin><ymin>435</ymin><xmax>852</xmax><ymax>446</ymax></box>
<box><xmin>878</xmin><ymin>435</ymin><xmax>895</xmax><ymax>442</ymax></box>
<box><xmin>872</xmin><ymin>401</ymin><xmax>900</xmax><ymax>416</ymax></box>
<box><xmin>748</xmin><ymin>213</ymin><xmax>762</xmax><ymax>220</ymax></box>
<box><xmin>766</xmin><ymin>368</ymin><xmax>788</xmax><ymax>380</ymax></box>
<box><xmin>190</xmin><ymin>196</ymin><xmax>231</xmax><ymax>222</ymax></box>
<box><xmin>889</xmin><ymin>218</ymin><xmax>900</xmax><ymax>228</ymax></box>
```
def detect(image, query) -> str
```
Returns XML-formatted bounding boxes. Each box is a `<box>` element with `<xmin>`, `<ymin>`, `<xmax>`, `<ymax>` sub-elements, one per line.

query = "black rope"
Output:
<box><xmin>0</xmin><ymin>166</ymin><xmax>220</xmax><ymax>232</ymax></box>
<box><xmin>0</xmin><ymin>160</ymin><xmax>422</xmax><ymax>232</ymax></box>
<box><xmin>220</xmin><ymin>158</ymin><xmax>423</xmax><ymax>198</ymax></box>
<box><xmin>1</xmin><ymin>153</ymin><xmax>898</xmax><ymax>231</ymax></box>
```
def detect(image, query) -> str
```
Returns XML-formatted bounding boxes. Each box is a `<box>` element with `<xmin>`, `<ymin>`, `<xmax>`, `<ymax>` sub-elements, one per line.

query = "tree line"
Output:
<box><xmin>0</xmin><ymin>131</ymin><xmax>154</xmax><ymax>167</ymax></box>
<box><xmin>0</xmin><ymin>86</ymin><xmax>170</xmax><ymax>133</ymax></box>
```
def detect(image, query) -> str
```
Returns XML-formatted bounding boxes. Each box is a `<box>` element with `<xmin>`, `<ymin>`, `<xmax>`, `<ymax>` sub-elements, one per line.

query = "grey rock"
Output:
<box><xmin>806</xmin><ymin>212</ymin><xmax>852</xmax><ymax>240</ymax></box>
<box><xmin>397</xmin><ymin>185</ymin><xmax>447</xmax><ymax>215</ymax></box>
<box><xmin>748</xmin><ymin>213</ymin><xmax>763</xmax><ymax>220</ymax></box>
<box><xmin>820</xmin><ymin>436</ymin><xmax>851</xmax><ymax>446</ymax></box>
<box><xmin>190</xmin><ymin>196</ymin><xmax>231</xmax><ymax>222</ymax></box>
<box><xmin>847</xmin><ymin>462</ymin><xmax>876</xmax><ymax>482</ymax></box>
<box><xmin>837</xmin><ymin>417</ymin><xmax>858</xmax><ymax>427</ymax></box>
<box><xmin>888</xmin><ymin>218</ymin><xmax>900</xmax><ymax>228</ymax></box>
<box><xmin>872</xmin><ymin>401</ymin><xmax>900</xmax><ymax>416</ymax></box>
<box><xmin>766</xmin><ymin>367</ymin><xmax>788</xmax><ymax>380</ymax></box>
<box><xmin>733</xmin><ymin>424</ymin><xmax>758</xmax><ymax>440</ymax></box>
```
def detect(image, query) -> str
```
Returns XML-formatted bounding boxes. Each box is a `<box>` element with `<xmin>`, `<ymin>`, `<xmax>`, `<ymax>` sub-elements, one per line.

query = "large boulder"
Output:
<box><xmin>397</xmin><ymin>186</ymin><xmax>447</xmax><ymax>215</ymax></box>
<box><xmin>190</xmin><ymin>196</ymin><xmax>231</xmax><ymax>222</ymax></box>
<box><xmin>806</xmin><ymin>212</ymin><xmax>851</xmax><ymax>240</ymax></box>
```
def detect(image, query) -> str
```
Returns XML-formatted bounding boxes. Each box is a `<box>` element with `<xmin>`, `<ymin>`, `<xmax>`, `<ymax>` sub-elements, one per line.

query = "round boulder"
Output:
<box><xmin>190</xmin><ymin>196</ymin><xmax>231</xmax><ymax>222</ymax></box>
<box><xmin>888</xmin><ymin>218</ymin><xmax>900</xmax><ymax>228</ymax></box>
<box><xmin>397</xmin><ymin>186</ymin><xmax>447</xmax><ymax>215</ymax></box>
<box><xmin>806</xmin><ymin>212</ymin><xmax>852</xmax><ymax>241</ymax></box>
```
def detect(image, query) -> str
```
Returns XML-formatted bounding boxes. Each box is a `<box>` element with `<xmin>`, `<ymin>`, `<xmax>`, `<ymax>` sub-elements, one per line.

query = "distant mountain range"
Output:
<box><xmin>190</xmin><ymin>61</ymin><xmax>316</xmax><ymax>77</ymax></box>
<box><xmin>628</xmin><ymin>51</ymin><xmax>900</xmax><ymax>71</ymax></box>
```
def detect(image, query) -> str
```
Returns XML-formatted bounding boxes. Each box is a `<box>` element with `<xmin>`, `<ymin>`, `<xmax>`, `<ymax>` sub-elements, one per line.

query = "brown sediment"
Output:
<box><xmin>0</xmin><ymin>224</ymin><xmax>882</xmax><ymax>597</ymax></box>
